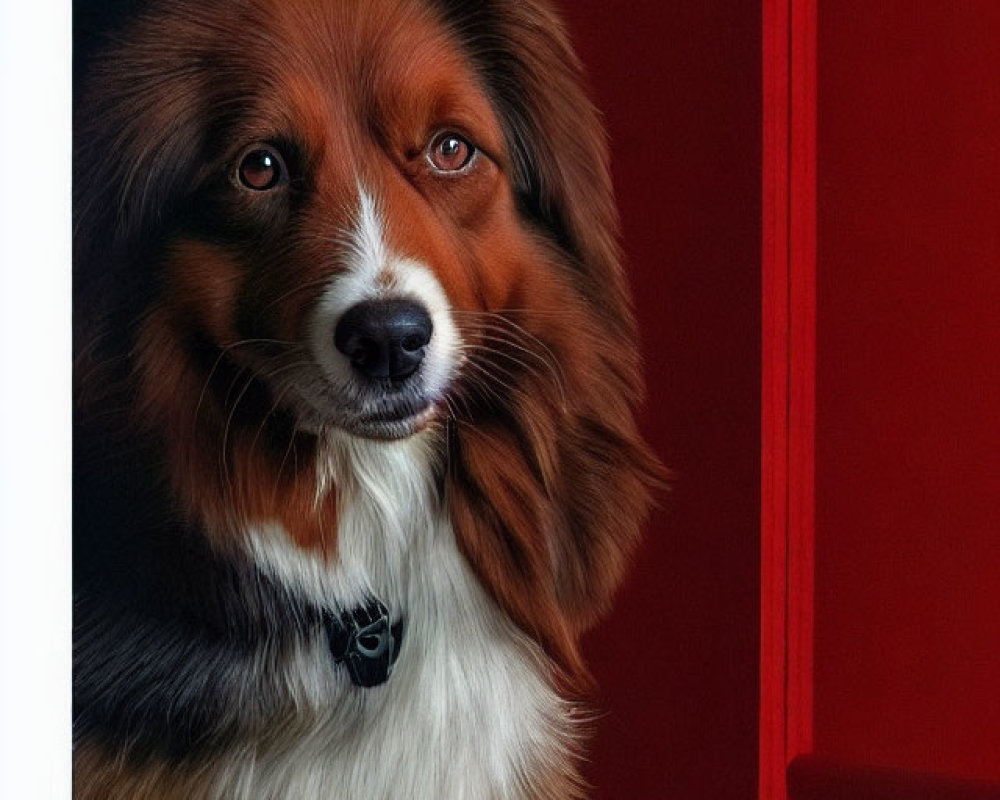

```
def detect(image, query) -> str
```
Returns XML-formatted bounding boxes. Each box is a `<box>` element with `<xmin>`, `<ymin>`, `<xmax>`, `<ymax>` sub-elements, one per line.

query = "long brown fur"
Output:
<box><xmin>74</xmin><ymin>0</ymin><xmax>663</xmax><ymax>794</ymax></box>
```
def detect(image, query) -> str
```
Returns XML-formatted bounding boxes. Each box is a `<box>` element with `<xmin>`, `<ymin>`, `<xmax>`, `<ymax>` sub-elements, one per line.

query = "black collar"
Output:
<box><xmin>323</xmin><ymin>597</ymin><xmax>404</xmax><ymax>688</ymax></box>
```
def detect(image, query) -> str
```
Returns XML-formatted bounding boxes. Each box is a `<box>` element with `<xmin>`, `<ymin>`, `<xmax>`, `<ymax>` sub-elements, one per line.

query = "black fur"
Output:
<box><xmin>74</xmin><ymin>418</ymin><xmax>323</xmax><ymax>760</ymax></box>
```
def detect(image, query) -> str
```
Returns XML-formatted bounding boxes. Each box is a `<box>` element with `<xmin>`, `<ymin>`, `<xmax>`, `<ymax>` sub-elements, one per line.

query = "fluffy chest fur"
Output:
<box><xmin>74</xmin><ymin>435</ymin><xmax>573</xmax><ymax>800</ymax></box>
<box><xmin>235</xmin><ymin>435</ymin><xmax>571</xmax><ymax>800</ymax></box>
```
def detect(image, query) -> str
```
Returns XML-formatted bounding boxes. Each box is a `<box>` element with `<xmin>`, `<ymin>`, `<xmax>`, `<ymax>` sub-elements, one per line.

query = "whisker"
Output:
<box><xmin>478</xmin><ymin>315</ymin><xmax>569</xmax><ymax>392</ymax></box>
<box><xmin>454</xmin><ymin>360</ymin><xmax>519</xmax><ymax>413</ymax></box>
<box><xmin>248</xmin><ymin>360</ymin><xmax>314</xmax><ymax>456</ymax></box>
<box><xmin>262</xmin><ymin>373</ymin><xmax>317</xmax><ymax>512</ymax></box>
<box><xmin>452</xmin><ymin>307</ymin><xmax>581</xmax><ymax>320</ymax></box>
<box><xmin>451</xmin><ymin>311</ymin><xmax>569</xmax><ymax>398</ymax></box>
<box><xmin>194</xmin><ymin>338</ymin><xmax>301</xmax><ymax>429</ymax></box>
<box><xmin>259</xmin><ymin>278</ymin><xmax>341</xmax><ymax>314</ymax></box>
<box><xmin>465</xmin><ymin>331</ymin><xmax>565</xmax><ymax>394</ymax></box>
<box><xmin>457</xmin><ymin>339</ymin><xmax>568</xmax><ymax>413</ymax></box>
<box><xmin>215</xmin><ymin>352</ymin><xmax>306</xmax><ymax>498</ymax></box>
<box><xmin>460</xmin><ymin>358</ymin><xmax>553</xmax><ymax>413</ymax></box>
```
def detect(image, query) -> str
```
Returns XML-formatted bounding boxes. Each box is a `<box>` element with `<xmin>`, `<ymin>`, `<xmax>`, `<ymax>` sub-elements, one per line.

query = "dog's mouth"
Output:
<box><xmin>348</xmin><ymin>395</ymin><xmax>439</xmax><ymax>440</ymax></box>
<box><xmin>276</xmin><ymin>349</ymin><xmax>451</xmax><ymax>443</ymax></box>
<box><xmin>288</xmin><ymin>370</ymin><xmax>445</xmax><ymax>441</ymax></box>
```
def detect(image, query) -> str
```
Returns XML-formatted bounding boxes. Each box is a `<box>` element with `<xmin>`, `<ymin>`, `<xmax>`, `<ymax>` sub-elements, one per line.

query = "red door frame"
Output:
<box><xmin>760</xmin><ymin>0</ymin><xmax>816</xmax><ymax>797</ymax></box>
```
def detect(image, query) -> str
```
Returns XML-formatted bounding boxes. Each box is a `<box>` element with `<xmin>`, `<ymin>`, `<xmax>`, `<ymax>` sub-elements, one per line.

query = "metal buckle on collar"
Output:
<box><xmin>324</xmin><ymin>597</ymin><xmax>404</xmax><ymax>688</ymax></box>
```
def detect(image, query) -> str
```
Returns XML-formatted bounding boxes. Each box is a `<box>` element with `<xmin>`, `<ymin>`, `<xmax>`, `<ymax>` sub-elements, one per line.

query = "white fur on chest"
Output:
<box><xmin>234</xmin><ymin>432</ymin><xmax>569</xmax><ymax>800</ymax></box>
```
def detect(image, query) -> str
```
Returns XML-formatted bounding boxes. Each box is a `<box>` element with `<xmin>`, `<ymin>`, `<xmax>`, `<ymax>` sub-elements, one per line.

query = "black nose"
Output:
<box><xmin>334</xmin><ymin>298</ymin><xmax>433</xmax><ymax>381</ymax></box>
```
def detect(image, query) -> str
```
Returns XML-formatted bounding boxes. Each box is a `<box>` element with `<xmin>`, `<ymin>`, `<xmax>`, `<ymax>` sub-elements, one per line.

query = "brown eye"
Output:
<box><xmin>427</xmin><ymin>132</ymin><xmax>475</xmax><ymax>172</ymax></box>
<box><xmin>238</xmin><ymin>147</ymin><xmax>285</xmax><ymax>190</ymax></box>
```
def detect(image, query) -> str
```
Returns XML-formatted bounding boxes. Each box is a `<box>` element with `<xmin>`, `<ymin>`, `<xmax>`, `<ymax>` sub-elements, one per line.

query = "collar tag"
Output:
<box><xmin>324</xmin><ymin>597</ymin><xmax>404</xmax><ymax>688</ymax></box>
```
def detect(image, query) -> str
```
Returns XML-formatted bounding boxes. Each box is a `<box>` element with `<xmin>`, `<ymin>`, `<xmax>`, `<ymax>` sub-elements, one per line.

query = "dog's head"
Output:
<box><xmin>75</xmin><ymin>0</ymin><xmax>661</xmax><ymax>679</ymax></box>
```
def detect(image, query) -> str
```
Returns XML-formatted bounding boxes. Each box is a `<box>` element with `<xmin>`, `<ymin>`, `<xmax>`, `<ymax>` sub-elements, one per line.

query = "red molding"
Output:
<box><xmin>760</xmin><ymin>0</ymin><xmax>791</xmax><ymax>794</ymax></box>
<box><xmin>786</xmin><ymin>0</ymin><xmax>816</xmax><ymax>769</ymax></box>
<box><xmin>760</xmin><ymin>0</ymin><xmax>816</xmax><ymax>797</ymax></box>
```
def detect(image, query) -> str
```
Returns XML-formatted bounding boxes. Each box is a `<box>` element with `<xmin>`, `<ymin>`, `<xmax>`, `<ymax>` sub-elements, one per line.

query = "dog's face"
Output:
<box><xmin>76</xmin><ymin>0</ymin><xmax>660</xmax><ymax>674</ymax></box>
<box><xmin>121</xmin><ymin>0</ymin><xmax>563</xmax><ymax>444</ymax></box>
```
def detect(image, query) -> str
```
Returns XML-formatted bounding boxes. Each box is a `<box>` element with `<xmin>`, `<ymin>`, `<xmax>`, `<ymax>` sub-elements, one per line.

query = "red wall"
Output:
<box><xmin>815</xmin><ymin>0</ymin><xmax>1000</xmax><ymax>781</ymax></box>
<box><xmin>559</xmin><ymin>3</ymin><xmax>763</xmax><ymax>798</ymax></box>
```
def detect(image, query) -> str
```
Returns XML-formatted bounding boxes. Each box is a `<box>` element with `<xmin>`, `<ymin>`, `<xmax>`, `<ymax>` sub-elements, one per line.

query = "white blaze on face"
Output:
<box><xmin>308</xmin><ymin>185</ymin><xmax>459</xmax><ymax>407</ymax></box>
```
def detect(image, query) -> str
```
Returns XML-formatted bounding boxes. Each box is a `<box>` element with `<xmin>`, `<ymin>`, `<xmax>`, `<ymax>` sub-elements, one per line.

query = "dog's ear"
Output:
<box><xmin>74</xmin><ymin>8</ymin><xmax>209</xmax><ymax>342</ymax></box>
<box><xmin>436</xmin><ymin>0</ymin><xmax>633</xmax><ymax>335</ymax></box>
<box><xmin>439</xmin><ymin>0</ymin><xmax>666</xmax><ymax>683</ymax></box>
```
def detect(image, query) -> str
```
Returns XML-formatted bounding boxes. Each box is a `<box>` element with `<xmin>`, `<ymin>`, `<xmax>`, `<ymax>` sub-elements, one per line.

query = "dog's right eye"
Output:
<box><xmin>237</xmin><ymin>147</ymin><xmax>286</xmax><ymax>191</ymax></box>
<box><xmin>426</xmin><ymin>131</ymin><xmax>476</xmax><ymax>173</ymax></box>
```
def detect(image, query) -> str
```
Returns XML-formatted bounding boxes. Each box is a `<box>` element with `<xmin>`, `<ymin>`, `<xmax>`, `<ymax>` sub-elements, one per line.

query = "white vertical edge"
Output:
<box><xmin>0</xmin><ymin>1</ymin><xmax>73</xmax><ymax>797</ymax></box>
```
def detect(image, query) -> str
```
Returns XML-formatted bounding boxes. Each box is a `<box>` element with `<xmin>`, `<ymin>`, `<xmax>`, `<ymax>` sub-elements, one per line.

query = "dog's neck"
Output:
<box><xmin>219</xmin><ymin>429</ymin><xmax>577</xmax><ymax>799</ymax></box>
<box><xmin>243</xmin><ymin>428</ymin><xmax>442</xmax><ymax>611</ymax></box>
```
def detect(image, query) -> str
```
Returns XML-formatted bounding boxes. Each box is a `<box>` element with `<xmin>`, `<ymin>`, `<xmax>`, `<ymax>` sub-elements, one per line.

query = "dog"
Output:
<box><xmin>73</xmin><ymin>0</ymin><xmax>662</xmax><ymax>796</ymax></box>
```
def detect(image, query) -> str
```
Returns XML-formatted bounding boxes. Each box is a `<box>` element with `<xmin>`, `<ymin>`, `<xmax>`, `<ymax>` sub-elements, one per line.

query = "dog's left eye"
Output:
<box><xmin>237</xmin><ymin>147</ymin><xmax>286</xmax><ymax>191</ymax></box>
<box><xmin>427</xmin><ymin>132</ymin><xmax>476</xmax><ymax>172</ymax></box>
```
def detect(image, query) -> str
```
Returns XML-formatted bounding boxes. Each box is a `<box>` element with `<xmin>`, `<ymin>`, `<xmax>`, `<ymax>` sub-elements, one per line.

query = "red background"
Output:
<box><xmin>560</xmin><ymin>3</ymin><xmax>764</xmax><ymax>798</ymax></box>
<box><xmin>565</xmin><ymin>0</ymin><xmax>1000</xmax><ymax>797</ymax></box>
<box><xmin>814</xmin><ymin>0</ymin><xmax>1000</xmax><ymax>783</ymax></box>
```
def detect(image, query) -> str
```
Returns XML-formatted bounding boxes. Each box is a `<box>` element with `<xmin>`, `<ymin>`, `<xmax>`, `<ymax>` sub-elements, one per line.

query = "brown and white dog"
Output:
<box><xmin>73</xmin><ymin>0</ymin><xmax>662</xmax><ymax>796</ymax></box>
